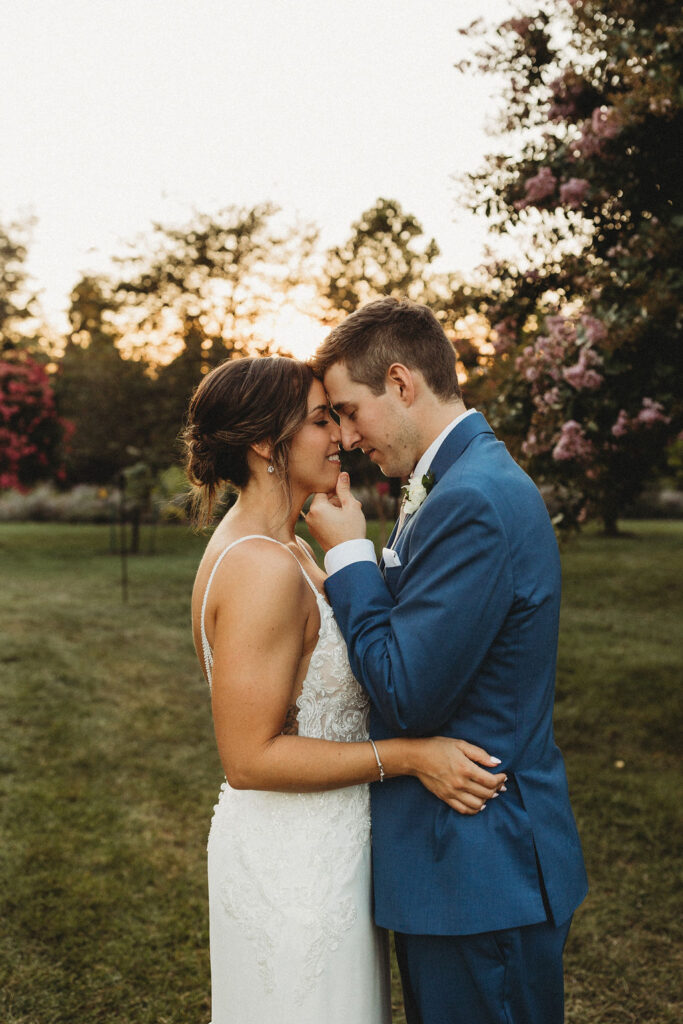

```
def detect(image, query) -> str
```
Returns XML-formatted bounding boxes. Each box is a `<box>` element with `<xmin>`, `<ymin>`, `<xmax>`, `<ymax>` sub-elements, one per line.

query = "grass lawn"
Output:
<box><xmin>1</xmin><ymin>520</ymin><xmax>681</xmax><ymax>1023</ymax></box>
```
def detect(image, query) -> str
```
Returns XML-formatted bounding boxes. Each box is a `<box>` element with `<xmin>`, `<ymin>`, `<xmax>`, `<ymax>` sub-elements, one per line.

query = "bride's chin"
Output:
<box><xmin>316</xmin><ymin>467</ymin><xmax>340</xmax><ymax>491</ymax></box>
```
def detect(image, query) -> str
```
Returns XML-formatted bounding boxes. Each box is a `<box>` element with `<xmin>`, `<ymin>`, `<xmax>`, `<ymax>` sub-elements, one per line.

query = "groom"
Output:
<box><xmin>307</xmin><ymin>297</ymin><xmax>588</xmax><ymax>1024</ymax></box>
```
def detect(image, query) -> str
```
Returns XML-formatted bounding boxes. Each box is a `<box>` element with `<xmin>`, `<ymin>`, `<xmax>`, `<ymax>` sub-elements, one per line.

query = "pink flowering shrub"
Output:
<box><xmin>0</xmin><ymin>357</ymin><xmax>71</xmax><ymax>491</ymax></box>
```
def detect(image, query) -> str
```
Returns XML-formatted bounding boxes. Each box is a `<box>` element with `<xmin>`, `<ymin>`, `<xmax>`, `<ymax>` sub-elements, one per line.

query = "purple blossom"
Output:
<box><xmin>545</xmin><ymin>315</ymin><xmax>576</xmax><ymax>343</ymax></box>
<box><xmin>552</xmin><ymin>421</ymin><xmax>594</xmax><ymax>463</ymax></box>
<box><xmin>575</xmin><ymin>107</ymin><xmax>622</xmax><ymax>159</ymax></box>
<box><xmin>563</xmin><ymin>344</ymin><xmax>603</xmax><ymax>391</ymax></box>
<box><xmin>547</xmin><ymin>74</ymin><xmax>584</xmax><ymax>122</ymax></box>
<box><xmin>517</xmin><ymin>166</ymin><xmax>557</xmax><ymax>209</ymax></box>
<box><xmin>504</xmin><ymin>16</ymin><xmax>533</xmax><ymax>37</ymax></box>
<box><xmin>611</xmin><ymin>410</ymin><xmax>630</xmax><ymax>438</ymax></box>
<box><xmin>560</xmin><ymin>177</ymin><xmax>590</xmax><ymax>208</ymax></box>
<box><xmin>521</xmin><ymin>431</ymin><xmax>540</xmax><ymax>457</ymax></box>
<box><xmin>592</xmin><ymin>106</ymin><xmax>621</xmax><ymax>139</ymax></box>
<box><xmin>575</xmin><ymin>122</ymin><xmax>603</xmax><ymax>158</ymax></box>
<box><xmin>579</xmin><ymin>315</ymin><xmax>607</xmax><ymax>345</ymax></box>
<box><xmin>636</xmin><ymin>398</ymin><xmax>670</xmax><ymax>426</ymax></box>
<box><xmin>563</xmin><ymin>364</ymin><xmax>603</xmax><ymax>390</ymax></box>
<box><xmin>492</xmin><ymin>318</ymin><xmax>517</xmax><ymax>354</ymax></box>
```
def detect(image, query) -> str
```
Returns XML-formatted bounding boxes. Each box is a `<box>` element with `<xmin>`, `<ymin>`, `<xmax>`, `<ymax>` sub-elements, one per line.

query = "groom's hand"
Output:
<box><xmin>306</xmin><ymin>472</ymin><xmax>367</xmax><ymax>552</ymax></box>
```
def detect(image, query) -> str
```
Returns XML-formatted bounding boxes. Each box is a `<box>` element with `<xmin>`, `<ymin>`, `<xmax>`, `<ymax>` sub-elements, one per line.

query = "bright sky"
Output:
<box><xmin>1</xmin><ymin>0</ymin><xmax>514</xmax><ymax>357</ymax></box>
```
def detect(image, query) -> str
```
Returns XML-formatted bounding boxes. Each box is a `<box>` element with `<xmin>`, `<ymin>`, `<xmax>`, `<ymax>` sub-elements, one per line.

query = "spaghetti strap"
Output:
<box><xmin>199</xmin><ymin>534</ymin><xmax>322</xmax><ymax>689</ymax></box>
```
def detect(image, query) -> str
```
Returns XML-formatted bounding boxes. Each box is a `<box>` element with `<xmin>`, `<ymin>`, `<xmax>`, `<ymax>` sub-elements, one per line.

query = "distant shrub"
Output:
<box><xmin>0</xmin><ymin>466</ymin><xmax>197</xmax><ymax>524</ymax></box>
<box><xmin>0</xmin><ymin>484</ymin><xmax>115</xmax><ymax>523</ymax></box>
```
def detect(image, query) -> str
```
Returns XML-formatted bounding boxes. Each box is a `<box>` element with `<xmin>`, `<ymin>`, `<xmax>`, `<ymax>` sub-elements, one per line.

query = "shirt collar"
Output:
<box><xmin>410</xmin><ymin>408</ymin><xmax>477</xmax><ymax>482</ymax></box>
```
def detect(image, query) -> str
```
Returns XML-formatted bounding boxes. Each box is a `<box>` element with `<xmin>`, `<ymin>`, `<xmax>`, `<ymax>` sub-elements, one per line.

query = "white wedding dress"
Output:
<box><xmin>200</xmin><ymin>535</ymin><xmax>392</xmax><ymax>1024</ymax></box>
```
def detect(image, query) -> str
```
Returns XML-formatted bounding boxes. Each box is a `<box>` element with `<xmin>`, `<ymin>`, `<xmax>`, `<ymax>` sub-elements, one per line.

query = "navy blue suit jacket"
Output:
<box><xmin>325</xmin><ymin>413</ymin><xmax>588</xmax><ymax>935</ymax></box>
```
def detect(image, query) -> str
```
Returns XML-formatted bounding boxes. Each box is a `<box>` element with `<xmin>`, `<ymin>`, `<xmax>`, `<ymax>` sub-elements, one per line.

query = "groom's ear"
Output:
<box><xmin>386</xmin><ymin>363</ymin><xmax>416</xmax><ymax>406</ymax></box>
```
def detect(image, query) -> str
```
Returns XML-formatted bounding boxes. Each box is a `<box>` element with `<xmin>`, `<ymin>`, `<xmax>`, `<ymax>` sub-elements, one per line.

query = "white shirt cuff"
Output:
<box><xmin>324</xmin><ymin>538</ymin><xmax>377</xmax><ymax>576</ymax></box>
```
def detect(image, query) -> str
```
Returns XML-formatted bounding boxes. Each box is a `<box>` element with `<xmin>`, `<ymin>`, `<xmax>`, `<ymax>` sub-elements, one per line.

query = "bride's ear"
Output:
<box><xmin>249</xmin><ymin>440</ymin><xmax>273</xmax><ymax>464</ymax></box>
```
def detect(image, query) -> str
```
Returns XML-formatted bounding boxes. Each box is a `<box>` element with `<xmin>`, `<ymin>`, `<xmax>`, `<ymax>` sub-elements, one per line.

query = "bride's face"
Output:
<box><xmin>287</xmin><ymin>378</ymin><xmax>341</xmax><ymax>495</ymax></box>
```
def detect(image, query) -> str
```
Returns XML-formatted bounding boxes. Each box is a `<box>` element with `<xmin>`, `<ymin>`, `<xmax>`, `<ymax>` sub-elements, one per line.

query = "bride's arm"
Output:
<box><xmin>208</xmin><ymin>542</ymin><xmax>505</xmax><ymax>814</ymax></box>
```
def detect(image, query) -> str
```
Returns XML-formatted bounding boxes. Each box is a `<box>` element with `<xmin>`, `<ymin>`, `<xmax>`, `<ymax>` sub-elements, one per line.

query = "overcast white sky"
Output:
<box><xmin>1</xmin><ymin>0</ymin><xmax>514</xmax><ymax>343</ymax></box>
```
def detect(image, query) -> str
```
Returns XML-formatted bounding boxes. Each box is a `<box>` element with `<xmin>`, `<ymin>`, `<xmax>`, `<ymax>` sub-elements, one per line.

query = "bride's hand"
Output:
<box><xmin>412</xmin><ymin>737</ymin><xmax>507</xmax><ymax>815</ymax></box>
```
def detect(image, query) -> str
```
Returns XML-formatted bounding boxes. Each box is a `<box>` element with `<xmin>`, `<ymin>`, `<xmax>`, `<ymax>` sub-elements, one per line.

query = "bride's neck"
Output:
<box><xmin>228</xmin><ymin>478</ymin><xmax>304</xmax><ymax>543</ymax></box>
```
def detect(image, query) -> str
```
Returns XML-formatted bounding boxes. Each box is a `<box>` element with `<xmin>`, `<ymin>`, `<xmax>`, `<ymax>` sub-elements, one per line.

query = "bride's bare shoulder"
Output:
<box><xmin>197</xmin><ymin>535</ymin><xmax>305</xmax><ymax>613</ymax></box>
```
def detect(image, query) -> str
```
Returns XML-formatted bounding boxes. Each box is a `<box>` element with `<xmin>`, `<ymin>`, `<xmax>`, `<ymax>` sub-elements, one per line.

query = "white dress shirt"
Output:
<box><xmin>324</xmin><ymin>408</ymin><xmax>477</xmax><ymax>575</ymax></box>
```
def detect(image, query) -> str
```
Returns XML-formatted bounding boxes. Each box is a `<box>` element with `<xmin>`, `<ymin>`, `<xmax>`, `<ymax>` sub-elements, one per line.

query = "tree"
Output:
<box><xmin>107</xmin><ymin>203</ymin><xmax>317</xmax><ymax>463</ymax></box>
<box><xmin>55</xmin><ymin>276</ymin><xmax>157</xmax><ymax>485</ymax></box>
<box><xmin>458</xmin><ymin>0</ymin><xmax>682</xmax><ymax>533</ymax></box>
<box><xmin>0</xmin><ymin>218</ymin><xmax>37</xmax><ymax>353</ymax></box>
<box><xmin>320</xmin><ymin>198</ymin><xmax>442</xmax><ymax>318</ymax></box>
<box><xmin>113</xmin><ymin>202</ymin><xmax>317</xmax><ymax>365</ymax></box>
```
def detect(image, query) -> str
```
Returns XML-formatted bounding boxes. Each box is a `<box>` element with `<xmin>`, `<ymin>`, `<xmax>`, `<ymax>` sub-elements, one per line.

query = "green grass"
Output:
<box><xmin>1</xmin><ymin>521</ymin><xmax>681</xmax><ymax>1023</ymax></box>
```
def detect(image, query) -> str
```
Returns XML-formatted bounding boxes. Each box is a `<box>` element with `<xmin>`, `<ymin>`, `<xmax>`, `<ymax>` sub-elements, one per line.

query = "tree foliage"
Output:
<box><xmin>113</xmin><ymin>202</ymin><xmax>317</xmax><ymax>365</ymax></box>
<box><xmin>55</xmin><ymin>277</ymin><xmax>157</xmax><ymax>485</ymax></box>
<box><xmin>459</xmin><ymin>0</ymin><xmax>682</xmax><ymax>532</ymax></box>
<box><xmin>0</xmin><ymin>219</ymin><xmax>37</xmax><ymax>353</ymax></box>
<box><xmin>320</xmin><ymin>198</ymin><xmax>442</xmax><ymax>317</ymax></box>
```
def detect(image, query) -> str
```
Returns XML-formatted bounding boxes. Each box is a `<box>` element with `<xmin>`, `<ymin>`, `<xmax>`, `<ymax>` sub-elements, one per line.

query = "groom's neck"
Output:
<box><xmin>414</xmin><ymin>397</ymin><xmax>467</xmax><ymax>456</ymax></box>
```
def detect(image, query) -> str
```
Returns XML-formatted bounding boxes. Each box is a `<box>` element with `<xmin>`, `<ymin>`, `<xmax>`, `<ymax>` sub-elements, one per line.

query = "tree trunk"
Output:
<box><xmin>600</xmin><ymin>492</ymin><xmax>621</xmax><ymax>537</ymax></box>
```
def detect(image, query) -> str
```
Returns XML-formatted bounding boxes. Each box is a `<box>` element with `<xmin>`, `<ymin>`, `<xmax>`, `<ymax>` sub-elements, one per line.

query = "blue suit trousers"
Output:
<box><xmin>394</xmin><ymin>915</ymin><xmax>573</xmax><ymax>1024</ymax></box>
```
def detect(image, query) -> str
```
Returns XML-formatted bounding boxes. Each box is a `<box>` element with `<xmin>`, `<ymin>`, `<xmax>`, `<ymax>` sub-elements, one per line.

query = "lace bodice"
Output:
<box><xmin>200</xmin><ymin>533</ymin><xmax>370</xmax><ymax>743</ymax></box>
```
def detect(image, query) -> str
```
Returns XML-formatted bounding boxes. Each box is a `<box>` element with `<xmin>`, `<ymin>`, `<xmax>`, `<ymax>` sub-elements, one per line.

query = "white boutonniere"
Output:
<box><xmin>401</xmin><ymin>470</ymin><xmax>435</xmax><ymax>515</ymax></box>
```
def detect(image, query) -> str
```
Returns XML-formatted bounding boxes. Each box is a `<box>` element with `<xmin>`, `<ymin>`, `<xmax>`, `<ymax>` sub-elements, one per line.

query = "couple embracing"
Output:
<box><xmin>187</xmin><ymin>297</ymin><xmax>587</xmax><ymax>1024</ymax></box>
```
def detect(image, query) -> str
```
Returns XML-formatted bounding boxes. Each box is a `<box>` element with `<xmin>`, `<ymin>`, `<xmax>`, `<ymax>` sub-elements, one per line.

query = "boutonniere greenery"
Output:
<box><xmin>401</xmin><ymin>470</ymin><xmax>435</xmax><ymax>515</ymax></box>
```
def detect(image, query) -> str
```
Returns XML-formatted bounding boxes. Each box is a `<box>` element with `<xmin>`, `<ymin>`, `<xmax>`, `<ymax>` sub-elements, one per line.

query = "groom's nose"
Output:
<box><xmin>340</xmin><ymin>423</ymin><xmax>361</xmax><ymax>451</ymax></box>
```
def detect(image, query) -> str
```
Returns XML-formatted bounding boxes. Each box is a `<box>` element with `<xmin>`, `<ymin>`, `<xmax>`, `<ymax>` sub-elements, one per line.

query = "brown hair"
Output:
<box><xmin>183</xmin><ymin>355</ymin><xmax>315</xmax><ymax>525</ymax></box>
<box><xmin>312</xmin><ymin>296</ymin><xmax>461</xmax><ymax>400</ymax></box>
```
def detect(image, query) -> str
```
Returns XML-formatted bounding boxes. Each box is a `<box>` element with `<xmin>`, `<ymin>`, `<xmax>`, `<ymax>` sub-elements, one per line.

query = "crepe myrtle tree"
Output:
<box><xmin>457</xmin><ymin>0</ymin><xmax>682</xmax><ymax>533</ymax></box>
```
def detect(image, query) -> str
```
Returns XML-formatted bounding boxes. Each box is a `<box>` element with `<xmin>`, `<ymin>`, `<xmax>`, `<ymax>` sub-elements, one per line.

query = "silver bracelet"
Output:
<box><xmin>368</xmin><ymin>738</ymin><xmax>385</xmax><ymax>782</ymax></box>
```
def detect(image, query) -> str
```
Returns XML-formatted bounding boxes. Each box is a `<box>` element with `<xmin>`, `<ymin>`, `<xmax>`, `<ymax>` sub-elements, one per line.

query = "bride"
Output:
<box><xmin>185</xmin><ymin>355</ymin><xmax>506</xmax><ymax>1024</ymax></box>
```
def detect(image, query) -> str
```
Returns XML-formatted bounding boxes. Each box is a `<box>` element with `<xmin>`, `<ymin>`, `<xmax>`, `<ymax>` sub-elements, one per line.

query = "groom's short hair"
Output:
<box><xmin>313</xmin><ymin>296</ymin><xmax>461</xmax><ymax>400</ymax></box>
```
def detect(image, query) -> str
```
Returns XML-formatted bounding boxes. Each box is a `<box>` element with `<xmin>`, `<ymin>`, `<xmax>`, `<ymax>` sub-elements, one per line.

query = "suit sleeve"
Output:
<box><xmin>325</xmin><ymin>485</ymin><xmax>514</xmax><ymax>735</ymax></box>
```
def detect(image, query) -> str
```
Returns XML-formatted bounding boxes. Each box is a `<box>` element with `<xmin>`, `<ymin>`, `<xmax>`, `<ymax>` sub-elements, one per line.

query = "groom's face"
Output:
<box><xmin>323</xmin><ymin>361</ymin><xmax>417</xmax><ymax>478</ymax></box>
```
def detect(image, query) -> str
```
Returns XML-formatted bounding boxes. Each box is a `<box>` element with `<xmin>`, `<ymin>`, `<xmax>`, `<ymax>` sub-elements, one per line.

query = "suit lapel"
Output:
<box><xmin>380</xmin><ymin>413</ymin><xmax>494</xmax><ymax>575</ymax></box>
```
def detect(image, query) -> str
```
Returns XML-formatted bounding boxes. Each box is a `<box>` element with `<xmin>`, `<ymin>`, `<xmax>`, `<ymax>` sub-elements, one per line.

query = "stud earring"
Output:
<box><xmin>267</xmin><ymin>463</ymin><xmax>275</xmax><ymax>474</ymax></box>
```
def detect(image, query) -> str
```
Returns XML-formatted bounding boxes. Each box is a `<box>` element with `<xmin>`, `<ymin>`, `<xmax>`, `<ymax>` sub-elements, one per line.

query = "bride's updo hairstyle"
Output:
<box><xmin>184</xmin><ymin>355</ymin><xmax>315</xmax><ymax>525</ymax></box>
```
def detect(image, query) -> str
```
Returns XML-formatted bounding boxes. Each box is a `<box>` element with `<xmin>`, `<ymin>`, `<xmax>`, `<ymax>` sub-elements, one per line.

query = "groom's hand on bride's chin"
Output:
<box><xmin>306</xmin><ymin>472</ymin><xmax>367</xmax><ymax>551</ymax></box>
